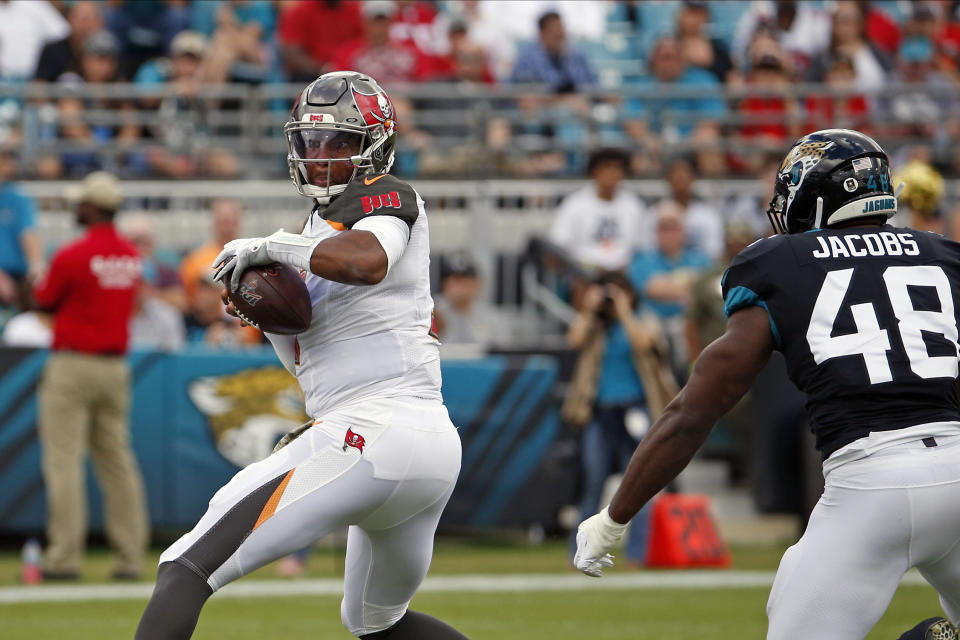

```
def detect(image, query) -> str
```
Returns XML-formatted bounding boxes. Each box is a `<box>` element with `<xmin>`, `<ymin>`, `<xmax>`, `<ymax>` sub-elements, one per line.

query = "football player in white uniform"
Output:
<box><xmin>136</xmin><ymin>72</ymin><xmax>468</xmax><ymax>640</ymax></box>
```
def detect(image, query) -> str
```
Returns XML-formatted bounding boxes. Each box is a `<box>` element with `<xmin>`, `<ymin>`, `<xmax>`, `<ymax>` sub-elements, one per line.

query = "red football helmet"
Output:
<box><xmin>284</xmin><ymin>71</ymin><xmax>398</xmax><ymax>204</ymax></box>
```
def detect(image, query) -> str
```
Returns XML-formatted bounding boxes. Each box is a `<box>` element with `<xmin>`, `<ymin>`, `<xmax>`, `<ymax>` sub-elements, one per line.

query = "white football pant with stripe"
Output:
<box><xmin>159</xmin><ymin>397</ymin><xmax>461</xmax><ymax>636</ymax></box>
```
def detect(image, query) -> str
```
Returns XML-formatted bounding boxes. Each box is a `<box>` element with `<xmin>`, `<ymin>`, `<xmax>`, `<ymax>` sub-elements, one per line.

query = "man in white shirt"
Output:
<box><xmin>549</xmin><ymin>148</ymin><xmax>648</xmax><ymax>271</ymax></box>
<box><xmin>0</xmin><ymin>0</ymin><xmax>69</xmax><ymax>79</ymax></box>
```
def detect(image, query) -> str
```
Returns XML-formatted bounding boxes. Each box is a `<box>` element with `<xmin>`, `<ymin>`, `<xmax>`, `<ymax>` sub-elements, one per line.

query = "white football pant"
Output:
<box><xmin>767</xmin><ymin>435</ymin><xmax>960</xmax><ymax>639</ymax></box>
<box><xmin>159</xmin><ymin>397</ymin><xmax>462</xmax><ymax>636</ymax></box>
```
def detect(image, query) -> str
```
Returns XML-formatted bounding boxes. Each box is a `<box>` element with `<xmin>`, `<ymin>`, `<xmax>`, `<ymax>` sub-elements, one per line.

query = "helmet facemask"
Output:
<box><xmin>285</xmin><ymin>124</ymin><xmax>366</xmax><ymax>204</ymax></box>
<box><xmin>285</xmin><ymin>71</ymin><xmax>399</xmax><ymax>207</ymax></box>
<box><xmin>766</xmin><ymin>191</ymin><xmax>789</xmax><ymax>235</ymax></box>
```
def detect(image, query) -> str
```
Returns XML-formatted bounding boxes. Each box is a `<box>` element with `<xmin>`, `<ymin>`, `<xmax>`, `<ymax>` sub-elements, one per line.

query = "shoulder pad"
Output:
<box><xmin>322</xmin><ymin>174</ymin><xmax>420</xmax><ymax>231</ymax></box>
<box><xmin>731</xmin><ymin>234</ymin><xmax>787</xmax><ymax>265</ymax></box>
<box><xmin>723</xmin><ymin>235</ymin><xmax>788</xmax><ymax>288</ymax></box>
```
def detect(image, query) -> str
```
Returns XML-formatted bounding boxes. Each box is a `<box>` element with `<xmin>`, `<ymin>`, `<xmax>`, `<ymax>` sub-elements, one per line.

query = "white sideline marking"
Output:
<box><xmin>0</xmin><ymin>570</ymin><xmax>931</xmax><ymax>604</ymax></box>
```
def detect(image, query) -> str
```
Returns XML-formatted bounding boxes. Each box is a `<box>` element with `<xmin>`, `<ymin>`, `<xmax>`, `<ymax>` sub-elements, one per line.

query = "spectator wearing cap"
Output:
<box><xmin>0</xmin><ymin>0</ymin><xmax>69</xmax><ymax>80</ymax></box>
<box><xmin>32</xmin><ymin>171</ymin><xmax>149</xmax><ymax>581</ymax></box>
<box><xmin>0</xmin><ymin>147</ymin><xmax>42</xmax><ymax>312</ymax></box>
<box><xmin>549</xmin><ymin>148</ymin><xmax>648</xmax><ymax>272</ymax></box>
<box><xmin>42</xmin><ymin>29</ymin><xmax>141</xmax><ymax>179</ymax></box>
<box><xmin>432</xmin><ymin>252</ymin><xmax>495</xmax><ymax>345</ymax></box>
<box><xmin>277</xmin><ymin>0</ymin><xmax>364</xmax><ymax>82</ymax></box>
<box><xmin>34</xmin><ymin>1</ymin><xmax>104</xmax><ymax>82</ymax></box>
<box><xmin>509</xmin><ymin>11</ymin><xmax>596</xmax><ymax>93</ymax></box>
<box><xmin>134</xmin><ymin>30</ymin><xmax>208</xmax><ymax>90</ymax></box>
<box><xmin>334</xmin><ymin>1</ymin><xmax>430</xmax><ymax>84</ymax></box>
<box><xmin>134</xmin><ymin>31</ymin><xmax>240</xmax><ymax>179</ymax></box>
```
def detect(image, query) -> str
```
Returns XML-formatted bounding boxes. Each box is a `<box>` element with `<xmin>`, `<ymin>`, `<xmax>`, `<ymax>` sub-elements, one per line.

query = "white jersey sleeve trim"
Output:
<box><xmin>352</xmin><ymin>215</ymin><xmax>411</xmax><ymax>275</ymax></box>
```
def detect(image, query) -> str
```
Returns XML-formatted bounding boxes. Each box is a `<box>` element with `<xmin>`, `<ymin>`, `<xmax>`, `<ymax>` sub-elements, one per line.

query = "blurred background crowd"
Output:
<box><xmin>2</xmin><ymin>0</ymin><xmax>958</xmax><ymax>344</ymax></box>
<box><xmin>1</xmin><ymin>0</ymin><xmax>960</xmax><ymax>179</ymax></box>
<box><xmin>2</xmin><ymin>0</ymin><xmax>960</xmax><ymax>554</ymax></box>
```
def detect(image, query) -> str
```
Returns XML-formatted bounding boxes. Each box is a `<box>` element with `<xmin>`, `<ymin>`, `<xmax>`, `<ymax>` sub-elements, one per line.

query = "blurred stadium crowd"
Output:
<box><xmin>2</xmin><ymin>1</ymin><xmax>960</xmax><ymax>352</ymax></box>
<box><xmin>2</xmin><ymin>0</ymin><xmax>960</xmax><ymax>179</ymax></box>
<box><xmin>4</xmin><ymin>0</ymin><xmax>959</xmax><ymax>568</ymax></box>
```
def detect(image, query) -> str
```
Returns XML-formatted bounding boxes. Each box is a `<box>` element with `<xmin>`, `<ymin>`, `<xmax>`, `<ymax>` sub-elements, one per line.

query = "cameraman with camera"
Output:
<box><xmin>563</xmin><ymin>271</ymin><xmax>677</xmax><ymax>566</ymax></box>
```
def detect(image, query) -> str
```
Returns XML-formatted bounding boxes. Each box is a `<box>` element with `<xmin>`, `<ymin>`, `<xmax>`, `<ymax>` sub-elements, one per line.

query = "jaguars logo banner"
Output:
<box><xmin>188</xmin><ymin>366</ymin><xmax>309</xmax><ymax>467</ymax></box>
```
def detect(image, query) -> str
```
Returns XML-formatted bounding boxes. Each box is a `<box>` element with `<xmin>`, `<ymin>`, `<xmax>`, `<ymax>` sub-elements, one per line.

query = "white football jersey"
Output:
<box><xmin>293</xmin><ymin>187</ymin><xmax>441</xmax><ymax>418</ymax></box>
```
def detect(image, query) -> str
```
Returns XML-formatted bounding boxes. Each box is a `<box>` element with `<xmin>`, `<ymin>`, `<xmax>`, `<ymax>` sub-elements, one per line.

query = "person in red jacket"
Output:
<box><xmin>32</xmin><ymin>171</ymin><xmax>149</xmax><ymax>581</ymax></box>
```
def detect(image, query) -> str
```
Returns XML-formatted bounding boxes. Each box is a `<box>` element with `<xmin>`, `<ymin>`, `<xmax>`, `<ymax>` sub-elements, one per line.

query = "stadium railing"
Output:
<box><xmin>4</xmin><ymin>81</ymin><xmax>960</xmax><ymax>179</ymax></box>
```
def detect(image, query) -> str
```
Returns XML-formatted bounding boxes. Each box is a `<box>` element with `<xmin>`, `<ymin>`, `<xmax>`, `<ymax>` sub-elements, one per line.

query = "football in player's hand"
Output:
<box><xmin>225</xmin><ymin>263</ymin><xmax>312</xmax><ymax>335</ymax></box>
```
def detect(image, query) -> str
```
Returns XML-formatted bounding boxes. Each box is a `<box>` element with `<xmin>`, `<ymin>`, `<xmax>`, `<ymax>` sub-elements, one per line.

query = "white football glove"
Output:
<box><xmin>212</xmin><ymin>229</ymin><xmax>321</xmax><ymax>292</ymax></box>
<box><xmin>574</xmin><ymin>507</ymin><xmax>627</xmax><ymax>578</ymax></box>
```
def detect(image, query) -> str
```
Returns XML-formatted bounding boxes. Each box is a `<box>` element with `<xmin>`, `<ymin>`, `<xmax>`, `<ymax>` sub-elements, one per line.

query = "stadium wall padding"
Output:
<box><xmin>0</xmin><ymin>346</ymin><xmax>569</xmax><ymax>534</ymax></box>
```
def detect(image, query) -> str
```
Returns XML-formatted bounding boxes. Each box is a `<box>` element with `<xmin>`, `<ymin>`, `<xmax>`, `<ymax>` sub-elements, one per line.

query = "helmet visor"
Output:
<box><xmin>289</xmin><ymin>128</ymin><xmax>365</xmax><ymax>189</ymax></box>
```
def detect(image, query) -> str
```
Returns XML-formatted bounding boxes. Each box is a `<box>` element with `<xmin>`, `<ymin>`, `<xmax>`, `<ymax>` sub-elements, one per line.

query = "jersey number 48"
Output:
<box><xmin>807</xmin><ymin>266</ymin><xmax>960</xmax><ymax>383</ymax></box>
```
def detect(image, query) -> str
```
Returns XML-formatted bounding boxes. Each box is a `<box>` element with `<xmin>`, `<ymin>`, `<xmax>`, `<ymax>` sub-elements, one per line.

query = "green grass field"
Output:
<box><xmin>0</xmin><ymin>541</ymin><xmax>945</xmax><ymax>639</ymax></box>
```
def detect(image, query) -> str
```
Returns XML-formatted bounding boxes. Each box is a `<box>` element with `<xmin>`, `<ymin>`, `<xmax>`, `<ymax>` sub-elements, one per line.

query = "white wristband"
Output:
<box><xmin>264</xmin><ymin>231</ymin><xmax>322</xmax><ymax>272</ymax></box>
<box><xmin>598</xmin><ymin>507</ymin><xmax>628</xmax><ymax>545</ymax></box>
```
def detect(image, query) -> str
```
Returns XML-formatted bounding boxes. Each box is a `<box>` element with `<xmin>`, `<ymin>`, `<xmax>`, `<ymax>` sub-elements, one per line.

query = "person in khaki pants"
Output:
<box><xmin>33</xmin><ymin>171</ymin><xmax>148</xmax><ymax>580</ymax></box>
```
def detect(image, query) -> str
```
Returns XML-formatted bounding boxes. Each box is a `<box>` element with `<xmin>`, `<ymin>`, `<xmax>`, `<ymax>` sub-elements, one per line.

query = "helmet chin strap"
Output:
<box><xmin>894</xmin><ymin>181</ymin><xmax>906</xmax><ymax>198</ymax></box>
<box><xmin>813</xmin><ymin>197</ymin><xmax>824</xmax><ymax>229</ymax></box>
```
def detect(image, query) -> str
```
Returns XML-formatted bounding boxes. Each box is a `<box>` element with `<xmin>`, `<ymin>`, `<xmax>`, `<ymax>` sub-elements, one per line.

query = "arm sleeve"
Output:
<box><xmin>264</xmin><ymin>332</ymin><xmax>297</xmax><ymax>376</ymax></box>
<box><xmin>720</xmin><ymin>253</ymin><xmax>761</xmax><ymax>317</ymax></box>
<box><xmin>549</xmin><ymin>196</ymin><xmax>579</xmax><ymax>250</ymax></box>
<box><xmin>352</xmin><ymin>215</ymin><xmax>411</xmax><ymax>276</ymax></box>
<box><xmin>721</xmin><ymin>247</ymin><xmax>782</xmax><ymax>349</ymax></box>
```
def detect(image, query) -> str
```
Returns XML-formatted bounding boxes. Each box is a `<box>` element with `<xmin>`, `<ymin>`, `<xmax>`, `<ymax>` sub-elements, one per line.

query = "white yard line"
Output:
<box><xmin>0</xmin><ymin>570</ymin><xmax>931</xmax><ymax>604</ymax></box>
